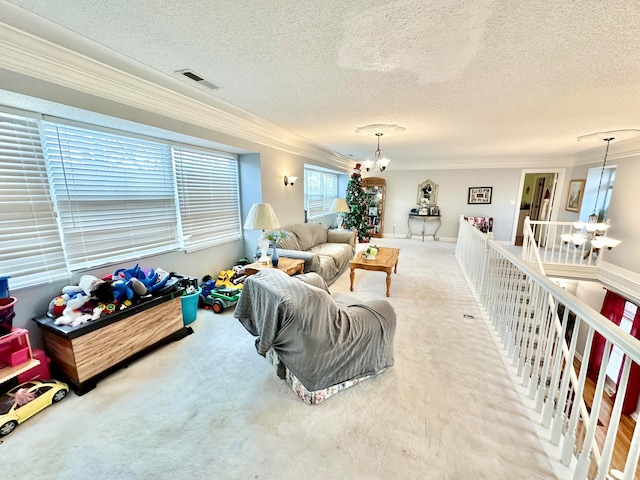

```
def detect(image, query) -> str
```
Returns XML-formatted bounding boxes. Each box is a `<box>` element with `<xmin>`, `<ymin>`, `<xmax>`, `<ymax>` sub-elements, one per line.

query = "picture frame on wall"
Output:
<box><xmin>566</xmin><ymin>179</ymin><xmax>586</xmax><ymax>212</ymax></box>
<box><xmin>468</xmin><ymin>187</ymin><xmax>493</xmax><ymax>204</ymax></box>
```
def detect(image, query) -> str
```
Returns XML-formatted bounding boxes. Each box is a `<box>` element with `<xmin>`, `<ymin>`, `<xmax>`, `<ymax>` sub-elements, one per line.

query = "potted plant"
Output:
<box><xmin>362</xmin><ymin>244</ymin><xmax>379</xmax><ymax>260</ymax></box>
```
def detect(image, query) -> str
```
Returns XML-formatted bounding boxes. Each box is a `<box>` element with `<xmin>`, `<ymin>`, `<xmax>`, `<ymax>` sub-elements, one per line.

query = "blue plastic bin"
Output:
<box><xmin>0</xmin><ymin>276</ymin><xmax>9</xmax><ymax>298</ymax></box>
<box><xmin>180</xmin><ymin>287</ymin><xmax>201</xmax><ymax>325</ymax></box>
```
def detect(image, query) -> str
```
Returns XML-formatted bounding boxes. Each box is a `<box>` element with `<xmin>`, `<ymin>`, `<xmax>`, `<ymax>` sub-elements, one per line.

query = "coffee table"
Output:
<box><xmin>349</xmin><ymin>247</ymin><xmax>400</xmax><ymax>297</ymax></box>
<box><xmin>244</xmin><ymin>257</ymin><xmax>305</xmax><ymax>277</ymax></box>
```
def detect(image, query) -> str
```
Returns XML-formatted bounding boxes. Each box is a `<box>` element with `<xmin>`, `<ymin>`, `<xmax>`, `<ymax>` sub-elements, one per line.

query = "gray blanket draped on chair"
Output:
<box><xmin>234</xmin><ymin>269</ymin><xmax>396</xmax><ymax>391</ymax></box>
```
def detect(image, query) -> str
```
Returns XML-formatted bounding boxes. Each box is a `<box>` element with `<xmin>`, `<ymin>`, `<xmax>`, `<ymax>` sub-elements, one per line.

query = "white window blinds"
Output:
<box><xmin>0</xmin><ymin>112</ymin><xmax>69</xmax><ymax>288</ymax></box>
<box><xmin>304</xmin><ymin>168</ymin><xmax>338</xmax><ymax>219</ymax></box>
<box><xmin>173</xmin><ymin>146</ymin><xmax>241</xmax><ymax>252</ymax></box>
<box><xmin>41</xmin><ymin>122</ymin><xmax>180</xmax><ymax>271</ymax></box>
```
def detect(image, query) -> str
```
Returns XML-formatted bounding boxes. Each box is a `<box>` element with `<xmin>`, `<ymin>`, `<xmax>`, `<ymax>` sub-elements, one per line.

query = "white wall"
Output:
<box><xmin>561</xmin><ymin>151</ymin><xmax>640</xmax><ymax>275</ymax></box>
<box><xmin>602</xmin><ymin>153</ymin><xmax>640</xmax><ymax>272</ymax></box>
<box><xmin>363</xmin><ymin>168</ymin><xmax>523</xmax><ymax>242</ymax></box>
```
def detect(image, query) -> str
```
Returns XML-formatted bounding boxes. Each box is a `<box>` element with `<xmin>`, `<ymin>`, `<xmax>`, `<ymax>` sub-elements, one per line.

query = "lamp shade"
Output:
<box><xmin>243</xmin><ymin>203</ymin><xmax>280</xmax><ymax>230</ymax></box>
<box><xmin>331</xmin><ymin>198</ymin><xmax>350</xmax><ymax>213</ymax></box>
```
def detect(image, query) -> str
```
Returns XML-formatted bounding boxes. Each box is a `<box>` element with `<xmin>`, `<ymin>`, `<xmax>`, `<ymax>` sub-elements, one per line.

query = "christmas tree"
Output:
<box><xmin>344</xmin><ymin>163</ymin><xmax>370</xmax><ymax>243</ymax></box>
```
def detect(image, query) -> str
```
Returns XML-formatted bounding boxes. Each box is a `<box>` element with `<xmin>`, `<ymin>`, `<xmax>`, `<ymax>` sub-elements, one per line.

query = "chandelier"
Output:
<box><xmin>561</xmin><ymin>130</ymin><xmax>639</xmax><ymax>253</ymax></box>
<box><xmin>355</xmin><ymin>123</ymin><xmax>405</xmax><ymax>172</ymax></box>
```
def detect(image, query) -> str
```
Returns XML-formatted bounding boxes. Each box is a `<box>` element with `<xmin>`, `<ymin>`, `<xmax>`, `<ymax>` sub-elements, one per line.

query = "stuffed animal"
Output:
<box><xmin>48</xmin><ymin>295</ymin><xmax>67</xmax><ymax>317</ymax></box>
<box><xmin>110</xmin><ymin>279</ymin><xmax>133</xmax><ymax>303</ymax></box>
<box><xmin>53</xmin><ymin>275</ymin><xmax>104</xmax><ymax>326</ymax></box>
<box><xmin>114</xmin><ymin>265</ymin><xmax>170</xmax><ymax>295</ymax></box>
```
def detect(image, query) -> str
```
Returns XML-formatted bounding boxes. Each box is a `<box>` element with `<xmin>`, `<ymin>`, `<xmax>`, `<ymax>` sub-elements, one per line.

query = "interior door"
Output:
<box><xmin>530</xmin><ymin>177</ymin><xmax>546</xmax><ymax>220</ymax></box>
<box><xmin>513</xmin><ymin>171</ymin><xmax>561</xmax><ymax>246</ymax></box>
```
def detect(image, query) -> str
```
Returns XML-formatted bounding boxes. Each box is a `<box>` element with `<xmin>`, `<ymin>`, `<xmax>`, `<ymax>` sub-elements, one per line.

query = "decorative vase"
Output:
<box><xmin>366</xmin><ymin>254</ymin><xmax>376</xmax><ymax>260</ymax></box>
<box><xmin>271</xmin><ymin>244</ymin><xmax>279</xmax><ymax>267</ymax></box>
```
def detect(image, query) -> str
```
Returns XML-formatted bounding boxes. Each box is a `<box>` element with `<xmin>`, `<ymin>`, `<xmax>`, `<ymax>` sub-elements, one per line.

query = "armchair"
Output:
<box><xmin>234</xmin><ymin>269</ymin><xmax>396</xmax><ymax>403</ymax></box>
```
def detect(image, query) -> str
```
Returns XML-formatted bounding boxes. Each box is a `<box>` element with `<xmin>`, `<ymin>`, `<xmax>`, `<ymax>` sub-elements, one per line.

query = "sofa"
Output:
<box><xmin>234</xmin><ymin>269</ymin><xmax>396</xmax><ymax>404</ymax></box>
<box><xmin>267</xmin><ymin>223</ymin><xmax>355</xmax><ymax>286</ymax></box>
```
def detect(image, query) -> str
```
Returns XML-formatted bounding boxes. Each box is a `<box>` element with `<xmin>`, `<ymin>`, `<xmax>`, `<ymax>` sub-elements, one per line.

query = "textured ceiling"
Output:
<box><xmin>5</xmin><ymin>0</ymin><xmax>640</xmax><ymax>168</ymax></box>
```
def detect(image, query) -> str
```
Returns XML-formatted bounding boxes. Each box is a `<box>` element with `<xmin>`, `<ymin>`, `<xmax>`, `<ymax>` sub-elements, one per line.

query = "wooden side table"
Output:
<box><xmin>244</xmin><ymin>257</ymin><xmax>305</xmax><ymax>277</ymax></box>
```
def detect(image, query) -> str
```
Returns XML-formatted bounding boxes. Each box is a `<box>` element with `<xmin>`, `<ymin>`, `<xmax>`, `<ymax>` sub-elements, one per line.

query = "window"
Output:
<box><xmin>41</xmin><ymin>122</ymin><xmax>180</xmax><ymax>271</ymax></box>
<box><xmin>0</xmin><ymin>112</ymin><xmax>68</xmax><ymax>288</ymax></box>
<box><xmin>304</xmin><ymin>168</ymin><xmax>338</xmax><ymax>219</ymax></box>
<box><xmin>173</xmin><ymin>146</ymin><xmax>242</xmax><ymax>252</ymax></box>
<box><xmin>0</xmin><ymin>108</ymin><xmax>241</xmax><ymax>288</ymax></box>
<box><xmin>607</xmin><ymin>301</ymin><xmax>638</xmax><ymax>383</ymax></box>
<box><xmin>581</xmin><ymin>166</ymin><xmax>616</xmax><ymax>221</ymax></box>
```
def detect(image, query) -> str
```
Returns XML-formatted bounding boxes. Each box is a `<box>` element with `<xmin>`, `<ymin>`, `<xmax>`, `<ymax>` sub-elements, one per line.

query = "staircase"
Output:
<box><xmin>456</xmin><ymin>215</ymin><xmax>640</xmax><ymax>480</ymax></box>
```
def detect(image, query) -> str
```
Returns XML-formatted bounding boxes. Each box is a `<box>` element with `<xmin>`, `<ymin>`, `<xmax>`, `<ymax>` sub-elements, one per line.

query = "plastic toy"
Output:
<box><xmin>215</xmin><ymin>270</ymin><xmax>243</xmax><ymax>290</ymax></box>
<box><xmin>0</xmin><ymin>379</ymin><xmax>69</xmax><ymax>436</ymax></box>
<box><xmin>198</xmin><ymin>279</ymin><xmax>219</xmax><ymax>308</ymax></box>
<box><xmin>203</xmin><ymin>288</ymin><xmax>241</xmax><ymax>314</ymax></box>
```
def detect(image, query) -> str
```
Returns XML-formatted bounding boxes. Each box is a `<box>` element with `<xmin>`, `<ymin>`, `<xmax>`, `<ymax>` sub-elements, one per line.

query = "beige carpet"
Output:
<box><xmin>0</xmin><ymin>238</ymin><xmax>561</xmax><ymax>479</ymax></box>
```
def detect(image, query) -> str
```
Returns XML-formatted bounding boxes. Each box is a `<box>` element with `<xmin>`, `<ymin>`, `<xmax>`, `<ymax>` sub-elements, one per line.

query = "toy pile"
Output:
<box><xmin>199</xmin><ymin>261</ymin><xmax>247</xmax><ymax>314</ymax></box>
<box><xmin>47</xmin><ymin>264</ymin><xmax>172</xmax><ymax>327</ymax></box>
<box><xmin>0</xmin><ymin>275</ymin><xmax>16</xmax><ymax>337</ymax></box>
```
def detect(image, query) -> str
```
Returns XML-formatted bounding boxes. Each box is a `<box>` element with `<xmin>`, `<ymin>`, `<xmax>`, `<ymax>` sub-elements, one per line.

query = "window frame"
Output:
<box><xmin>304</xmin><ymin>167</ymin><xmax>339</xmax><ymax>220</ymax></box>
<box><xmin>0</xmin><ymin>107</ymin><xmax>242</xmax><ymax>289</ymax></box>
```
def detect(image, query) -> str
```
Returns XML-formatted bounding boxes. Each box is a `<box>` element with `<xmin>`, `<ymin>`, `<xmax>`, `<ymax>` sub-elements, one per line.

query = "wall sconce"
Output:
<box><xmin>284</xmin><ymin>175</ymin><xmax>297</xmax><ymax>186</ymax></box>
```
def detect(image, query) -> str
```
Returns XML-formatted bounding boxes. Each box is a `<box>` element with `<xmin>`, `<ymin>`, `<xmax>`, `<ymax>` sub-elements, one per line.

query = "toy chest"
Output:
<box><xmin>18</xmin><ymin>349</ymin><xmax>51</xmax><ymax>383</ymax></box>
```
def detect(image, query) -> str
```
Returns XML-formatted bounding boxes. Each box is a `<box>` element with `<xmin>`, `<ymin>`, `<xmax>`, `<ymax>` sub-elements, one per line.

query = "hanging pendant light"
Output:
<box><xmin>355</xmin><ymin>123</ymin><xmax>405</xmax><ymax>172</ymax></box>
<box><xmin>566</xmin><ymin>129</ymin><xmax>640</xmax><ymax>253</ymax></box>
<box><xmin>362</xmin><ymin>133</ymin><xmax>390</xmax><ymax>172</ymax></box>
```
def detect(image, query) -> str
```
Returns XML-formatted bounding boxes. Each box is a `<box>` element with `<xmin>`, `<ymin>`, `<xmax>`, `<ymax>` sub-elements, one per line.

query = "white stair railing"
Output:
<box><xmin>456</xmin><ymin>215</ymin><xmax>640</xmax><ymax>479</ymax></box>
<box><xmin>523</xmin><ymin>218</ymin><xmax>612</xmax><ymax>280</ymax></box>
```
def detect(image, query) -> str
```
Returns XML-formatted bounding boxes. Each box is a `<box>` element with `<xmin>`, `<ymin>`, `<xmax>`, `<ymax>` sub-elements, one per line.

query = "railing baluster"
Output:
<box><xmin>551</xmin><ymin>318</ymin><xmax>581</xmax><ymax>445</ymax></box>
<box><xmin>596</xmin><ymin>355</ymin><xmax>632</xmax><ymax>479</ymax></box>
<box><xmin>454</xmin><ymin>216</ymin><xmax>639</xmax><ymax>478</ymax></box>
<box><xmin>529</xmin><ymin>283</ymin><xmax>549</xmax><ymax>399</ymax></box>
<box><xmin>561</xmin><ymin>326</ymin><xmax>594</xmax><ymax>466</ymax></box>
<box><xmin>623</xmin><ymin>414</ymin><xmax>640</xmax><ymax>479</ymax></box>
<box><xmin>574</xmin><ymin>341</ymin><xmax>612</xmax><ymax>479</ymax></box>
<box><xmin>542</xmin><ymin>301</ymin><xmax>569</xmax><ymax>427</ymax></box>
<box><xmin>536</xmin><ymin>302</ymin><xmax>556</xmax><ymax>411</ymax></box>
<box><xmin>522</xmin><ymin>282</ymin><xmax>541</xmax><ymax>387</ymax></box>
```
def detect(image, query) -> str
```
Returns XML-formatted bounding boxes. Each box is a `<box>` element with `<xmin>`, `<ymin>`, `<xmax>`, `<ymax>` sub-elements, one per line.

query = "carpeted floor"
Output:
<box><xmin>0</xmin><ymin>238</ymin><xmax>562</xmax><ymax>479</ymax></box>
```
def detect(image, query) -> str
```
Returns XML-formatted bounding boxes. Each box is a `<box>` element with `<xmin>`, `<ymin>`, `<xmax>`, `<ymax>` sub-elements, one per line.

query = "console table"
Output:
<box><xmin>33</xmin><ymin>292</ymin><xmax>192</xmax><ymax>394</ymax></box>
<box><xmin>406</xmin><ymin>214</ymin><xmax>441</xmax><ymax>242</ymax></box>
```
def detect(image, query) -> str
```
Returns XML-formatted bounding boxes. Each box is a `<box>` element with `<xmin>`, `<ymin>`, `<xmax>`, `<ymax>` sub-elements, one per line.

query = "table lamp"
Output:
<box><xmin>243</xmin><ymin>203</ymin><xmax>280</xmax><ymax>263</ymax></box>
<box><xmin>331</xmin><ymin>198</ymin><xmax>350</xmax><ymax>230</ymax></box>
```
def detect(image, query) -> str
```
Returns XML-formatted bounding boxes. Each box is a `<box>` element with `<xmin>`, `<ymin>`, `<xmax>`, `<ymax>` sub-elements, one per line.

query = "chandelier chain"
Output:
<box><xmin>593</xmin><ymin>137</ymin><xmax>613</xmax><ymax>214</ymax></box>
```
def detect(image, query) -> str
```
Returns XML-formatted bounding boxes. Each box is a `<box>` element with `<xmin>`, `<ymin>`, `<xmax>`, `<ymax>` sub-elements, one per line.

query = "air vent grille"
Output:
<box><xmin>175</xmin><ymin>69</ymin><xmax>219</xmax><ymax>90</ymax></box>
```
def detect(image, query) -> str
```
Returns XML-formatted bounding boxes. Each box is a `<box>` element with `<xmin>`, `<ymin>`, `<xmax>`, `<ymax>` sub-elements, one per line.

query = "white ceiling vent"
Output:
<box><xmin>175</xmin><ymin>69</ymin><xmax>219</xmax><ymax>90</ymax></box>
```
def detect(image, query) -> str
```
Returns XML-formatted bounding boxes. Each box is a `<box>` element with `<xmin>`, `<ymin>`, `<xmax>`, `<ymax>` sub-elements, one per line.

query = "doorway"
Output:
<box><xmin>513</xmin><ymin>170</ymin><xmax>562</xmax><ymax>246</ymax></box>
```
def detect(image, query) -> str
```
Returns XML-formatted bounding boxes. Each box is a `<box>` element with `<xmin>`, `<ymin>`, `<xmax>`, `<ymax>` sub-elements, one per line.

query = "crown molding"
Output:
<box><xmin>571</xmin><ymin>137</ymin><xmax>640</xmax><ymax>166</ymax></box>
<box><xmin>389</xmin><ymin>155</ymin><xmax>575</xmax><ymax>171</ymax></box>
<box><xmin>0</xmin><ymin>21</ymin><xmax>354</xmax><ymax>169</ymax></box>
<box><xmin>599</xmin><ymin>261</ymin><xmax>640</xmax><ymax>305</ymax></box>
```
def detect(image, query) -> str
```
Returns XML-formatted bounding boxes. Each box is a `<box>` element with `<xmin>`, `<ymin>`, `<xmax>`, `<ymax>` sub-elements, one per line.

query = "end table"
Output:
<box><xmin>244</xmin><ymin>257</ymin><xmax>305</xmax><ymax>277</ymax></box>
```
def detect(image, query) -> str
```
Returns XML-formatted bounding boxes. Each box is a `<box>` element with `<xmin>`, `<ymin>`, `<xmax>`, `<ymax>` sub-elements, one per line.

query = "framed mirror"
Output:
<box><xmin>417</xmin><ymin>180</ymin><xmax>438</xmax><ymax>206</ymax></box>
